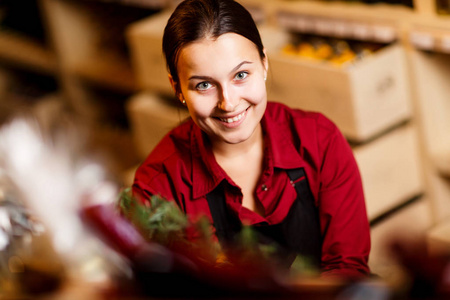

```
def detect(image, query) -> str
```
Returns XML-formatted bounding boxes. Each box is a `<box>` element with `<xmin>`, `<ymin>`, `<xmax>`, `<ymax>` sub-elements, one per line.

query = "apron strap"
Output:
<box><xmin>286</xmin><ymin>168</ymin><xmax>322</xmax><ymax>268</ymax></box>
<box><xmin>206</xmin><ymin>183</ymin><xmax>241</xmax><ymax>246</ymax></box>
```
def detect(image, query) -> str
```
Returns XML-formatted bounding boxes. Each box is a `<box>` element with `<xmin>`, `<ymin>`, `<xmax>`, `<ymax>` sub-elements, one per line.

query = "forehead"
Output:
<box><xmin>177</xmin><ymin>33</ymin><xmax>261</xmax><ymax>75</ymax></box>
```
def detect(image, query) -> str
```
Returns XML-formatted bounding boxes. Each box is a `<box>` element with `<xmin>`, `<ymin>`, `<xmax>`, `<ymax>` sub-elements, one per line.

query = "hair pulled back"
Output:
<box><xmin>162</xmin><ymin>0</ymin><xmax>265</xmax><ymax>85</ymax></box>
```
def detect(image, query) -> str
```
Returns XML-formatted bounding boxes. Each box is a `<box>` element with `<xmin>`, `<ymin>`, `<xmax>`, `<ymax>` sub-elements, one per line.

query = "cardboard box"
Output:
<box><xmin>126</xmin><ymin>11</ymin><xmax>173</xmax><ymax>96</ymax></box>
<box><xmin>126</xmin><ymin>3</ymin><xmax>269</xmax><ymax>95</ymax></box>
<box><xmin>370</xmin><ymin>198</ymin><xmax>432</xmax><ymax>286</ymax></box>
<box><xmin>353</xmin><ymin>124</ymin><xmax>424</xmax><ymax>221</ymax></box>
<box><xmin>260</xmin><ymin>25</ymin><xmax>412</xmax><ymax>143</ymax></box>
<box><xmin>126</xmin><ymin>92</ymin><xmax>190</xmax><ymax>159</ymax></box>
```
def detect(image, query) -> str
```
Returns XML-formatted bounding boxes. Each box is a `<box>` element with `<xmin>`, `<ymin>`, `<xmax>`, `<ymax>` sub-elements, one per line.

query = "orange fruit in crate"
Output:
<box><xmin>329</xmin><ymin>49</ymin><xmax>356</xmax><ymax>67</ymax></box>
<box><xmin>281</xmin><ymin>44</ymin><xmax>298</xmax><ymax>56</ymax></box>
<box><xmin>315</xmin><ymin>43</ymin><xmax>334</xmax><ymax>60</ymax></box>
<box><xmin>297</xmin><ymin>43</ymin><xmax>317</xmax><ymax>60</ymax></box>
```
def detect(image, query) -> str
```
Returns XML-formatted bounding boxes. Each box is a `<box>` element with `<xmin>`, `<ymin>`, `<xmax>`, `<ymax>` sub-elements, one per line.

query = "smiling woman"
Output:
<box><xmin>133</xmin><ymin>0</ymin><xmax>371</xmax><ymax>280</ymax></box>
<box><xmin>176</xmin><ymin>33</ymin><xmax>267</xmax><ymax>146</ymax></box>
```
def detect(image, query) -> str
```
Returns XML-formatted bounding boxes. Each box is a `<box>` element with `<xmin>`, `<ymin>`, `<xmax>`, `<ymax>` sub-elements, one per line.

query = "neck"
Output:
<box><xmin>211</xmin><ymin>124</ymin><xmax>263</xmax><ymax>160</ymax></box>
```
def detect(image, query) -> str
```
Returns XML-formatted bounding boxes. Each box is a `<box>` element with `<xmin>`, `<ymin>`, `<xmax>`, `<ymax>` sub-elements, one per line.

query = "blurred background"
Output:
<box><xmin>1</xmin><ymin>0</ymin><xmax>450</xmax><ymax>296</ymax></box>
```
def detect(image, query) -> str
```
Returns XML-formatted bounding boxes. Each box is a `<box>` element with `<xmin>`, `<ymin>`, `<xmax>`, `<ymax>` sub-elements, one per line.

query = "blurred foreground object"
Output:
<box><xmin>0</xmin><ymin>190</ymin><xmax>63</xmax><ymax>295</ymax></box>
<box><xmin>0</xmin><ymin>116</ymin><xmax>394</xmax><ymax>299</ymax></box>
<box><xmin>0</xmin><ymin>117</ymin><xmax>335</xmax><ymax>298</ymax></box>
<box><xmin>0</xmin><ymin>117</ymin><xmax>129</xmax><ymax>297</ymax></box>
<box><xmin>83</xmin><ymin>189</ymin><xmax>351</xmax><ymax>299</ymax></box>
<box><xmin>389</xmin><ymin>236</ymin><xmax>450</xmax><ymax>299</ymax></box>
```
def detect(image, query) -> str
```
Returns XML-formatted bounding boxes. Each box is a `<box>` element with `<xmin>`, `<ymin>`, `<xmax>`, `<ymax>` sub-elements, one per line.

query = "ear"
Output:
<box><xmin>262</xmin><ymin>48</ymin><xmax>269</xmax><ymax>80</ymax></box>
<box><xmin>168</xmin><ymin>74</ymin><xmax>184</xmax><ymax>103</ymax></box>
<box><xmin>168</xmin><ymin>73</ymin><xmax>178</xmax><ymax>95</ymax></box>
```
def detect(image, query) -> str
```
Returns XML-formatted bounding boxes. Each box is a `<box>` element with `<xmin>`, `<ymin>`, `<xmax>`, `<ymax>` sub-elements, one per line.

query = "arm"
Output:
<box><xmin>318</xmin><ymin>124</ymin><xmax>371</xmax><ymax>279</ymax></box>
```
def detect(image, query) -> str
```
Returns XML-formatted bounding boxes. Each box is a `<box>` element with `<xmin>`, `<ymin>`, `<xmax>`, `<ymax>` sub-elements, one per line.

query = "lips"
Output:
<box><xmin>215</xmin><ymin>107</ymin><xmax>249</xmax><ymax>125</ymax></box>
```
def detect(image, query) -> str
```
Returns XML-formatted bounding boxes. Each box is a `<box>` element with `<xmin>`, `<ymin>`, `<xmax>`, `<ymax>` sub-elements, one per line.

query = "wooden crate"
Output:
<box><xmin>126</xmin><ymin>92</ymin><xmax>189</xmax><ymax>160</ymax></box>
<box><xmin>370</xmin><ymin>198</ymin><xmax>432</xmax><ymax>288</ymax></box>
<box><xmin>126</xmin><ymin>11</ymin><xmax>173</xmax><ymax>95</ymax></box>
<box><xmin>353</xmin><ymin>123</ymin><xmax>424</xmax><ymax>221</ymax></box>
<box><xmin>408</xmin><ymin>34</ymin><xmax>450</xmax><ymax>221</ymax></box>
<box><xmin>260</xmin><ymin>25</ymin><xmax>413</xmax><ymax>143</ymax></box>
<box><xmin>126</xmin><ymin>91</ymin><xmax>424</xmax><ymax>221</ymax></box>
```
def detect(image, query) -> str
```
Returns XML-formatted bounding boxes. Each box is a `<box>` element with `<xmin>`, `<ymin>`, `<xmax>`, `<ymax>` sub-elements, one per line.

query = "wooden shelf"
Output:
<box><xmin>279</xmin><ymin>1</ymin><xmax>415</xmax><ymax>18</ymax></box>
<box><xmin>237</xmin><ymin>0</ymin><xmax>280</xmax><ymax>24</ymax></box>
<box><xmin>275</xmin><ymin>2</ymin><xmax>414</xmax><ymax>26</ymax></box>
<box><xmin>0</xmin><ymin>30</ymin><xmax>56</xmax><ymax>73</ymax></box>
<box><xmin>41</xmin><ymin>0</ymin><xmax>157</xmax><ymax>89</ymax></box>
<box><xmin>94</xmin><ymin>0</ymin><xmax>172</xmax><ymax>9</ymax></box>
<box><xmin>37</xmin><ymin>0</ymin><xmax>161</xmax><ymax>122</ymax></box>
<box><xmin>274</xmin><ymin>1</ymin><xmax>415</xmax><ymax>44</ymax></box>
<box><xmin>409</xmin><ymin>18</ymin><xmax>450</xmax><ymax>52</ymax></box>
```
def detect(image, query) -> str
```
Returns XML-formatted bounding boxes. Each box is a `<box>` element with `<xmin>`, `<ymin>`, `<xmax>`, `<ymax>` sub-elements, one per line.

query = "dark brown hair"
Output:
<box><xmin>162</xmin><ymin>0</ymin><xmax>265</xmax><ymax>87</ymax></box>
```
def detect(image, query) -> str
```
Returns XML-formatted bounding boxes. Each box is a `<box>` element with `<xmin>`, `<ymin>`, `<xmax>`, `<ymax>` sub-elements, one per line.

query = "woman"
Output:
<box><xmin>133</xmin><ymin>0</ymin><xmax>370</xmax><ymax>279</ymax></box>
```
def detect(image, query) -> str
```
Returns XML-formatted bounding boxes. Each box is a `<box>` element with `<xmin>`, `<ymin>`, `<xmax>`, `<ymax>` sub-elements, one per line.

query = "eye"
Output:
<box><xmin>234</xmin><ymin>71</ymin><xmax>248</xmax><ymax>81</ymax></box>
<box><xmin>196</xmin><ymin>82</ymin><xmax>212</xmax><ymax>91</ymax></box>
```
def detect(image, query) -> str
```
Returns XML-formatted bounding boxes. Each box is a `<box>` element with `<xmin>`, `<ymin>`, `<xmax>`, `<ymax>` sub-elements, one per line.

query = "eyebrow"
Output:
<box><xmin>188</xmin><ymin>61</ymin><xmax>253</xmax><ymax>81</ymax></box>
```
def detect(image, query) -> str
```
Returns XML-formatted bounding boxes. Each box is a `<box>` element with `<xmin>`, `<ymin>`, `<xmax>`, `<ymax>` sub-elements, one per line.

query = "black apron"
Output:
<box><xmin>206</xmin><ymin>168</ymin><xmax>322</xmax><ymax>269</ymax></box>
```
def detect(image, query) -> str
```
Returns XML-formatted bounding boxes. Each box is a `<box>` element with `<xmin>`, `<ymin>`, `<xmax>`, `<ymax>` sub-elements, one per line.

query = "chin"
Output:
<box><xmin>221</xmin><ymin>133</ymin><xmax>253</xmax><ymax>145</ymax></box>
<box><xmin>223</xmin><ymin>138</ymin><xmax>246</xmax><ymax>145</ymax></box>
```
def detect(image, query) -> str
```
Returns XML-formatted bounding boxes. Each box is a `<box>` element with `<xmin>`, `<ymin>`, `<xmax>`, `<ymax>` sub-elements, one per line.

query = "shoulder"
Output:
<box><xmin>133</xmin><ymin>119</ymin><xmax>195</xmax><ymax>200</ymax></box>
<box><xmin>265</xmin><ymin>102</ymin><xmax>350</xmax><ymax>174</ymax></box>
<box><xmin>265</xmin><ymin>101</ymin><xmax>340</xmax><ymax>142</ymax></box>
<box><xmin>144</xmin><ymin>119</ymin><xmax>194</xmax><ymax>165</ymax></box>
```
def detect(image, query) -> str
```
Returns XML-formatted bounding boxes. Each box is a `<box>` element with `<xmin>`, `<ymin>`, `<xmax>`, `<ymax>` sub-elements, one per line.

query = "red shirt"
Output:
<box><xmin>133</xmin><ymin>102</ymin><xmax>370</xmax><ymax>278</ymax></box>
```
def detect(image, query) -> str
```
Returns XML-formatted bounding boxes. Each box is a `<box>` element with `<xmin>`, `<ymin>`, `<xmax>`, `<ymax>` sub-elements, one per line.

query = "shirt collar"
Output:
<box><xmin>261</xmin><ymin>111</ymin><xmax>305</xmax><ymax>171</ymax></box>
<box><xmin>190</xmin><ymin>106</ymin><xmax>306</xmax><ymax>199</ymax></box>
<box><xmin>191</xmin><ymin>126</ymin><xmax>228</xmax><ymax>199</ymax></box>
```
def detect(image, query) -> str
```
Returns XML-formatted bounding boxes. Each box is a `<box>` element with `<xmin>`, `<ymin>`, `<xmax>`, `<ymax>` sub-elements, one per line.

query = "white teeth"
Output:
<box><xmin>220</xmin><ymin>111</ymin><xmax>245</xmax><ymax>123</ymax></box>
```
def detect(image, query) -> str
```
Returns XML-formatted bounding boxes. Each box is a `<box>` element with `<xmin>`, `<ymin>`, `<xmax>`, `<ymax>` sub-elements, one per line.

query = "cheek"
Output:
<box><xmin>188</xmin><ymin>96</ymin><xmax>217</xmax><ymax>119</ymax></box>
<box><xmin>242</xmin><ymin>80</ymin><xmax>267</xmax><ymax>103</ymax></box>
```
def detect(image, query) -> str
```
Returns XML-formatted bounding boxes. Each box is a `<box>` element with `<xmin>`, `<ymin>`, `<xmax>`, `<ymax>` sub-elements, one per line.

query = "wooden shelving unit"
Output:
<box><xmin>122</xmin><ymin>4</ymin><xmax>440</xmax><ymax>286</ymax></box>
<box><xmin>0</xmin><ymin>0</ymin><xmax>59</xmax><ymax>125</ymax></box>
<box><xmin>0</xmin><ymin>30</ymin><xmax>56</xmax><ymax>74</ymax></box>
<box><xmin>0</xmin><ymin>0</ymin><xmax>174</xmax><ymax>188</ymax></box>
<box><xmin>71</xmin><ymin>52</ymin><xmax>137</xmax><ymax>93</ymax></box>
<box><xmin>2</xmin><ymin>0</ymin><xmax>450</xmax><ymax>288</ymax></box>
<box><xmin>37</xmin><ymin>0</ymin><xmax>168</xmax><ymax>126</ymax></box>
<box><xmin>0</xmin><ymin>64</ymin><xmax>59</xmax><ymax>124</ymax></box>
<box><xmin>407</xmin><ymin>33</ymin><xmax>450</xmax><ymax>227</ymax></box>
<box><xmin>0</xmin><ymin>0</ymin><xmax>55</xmax><ymax>69</ymax></box>
<box><xmin>274</xmin><ymin>0</ymin><xmax>415</xmax><ymax>44</ymax></box>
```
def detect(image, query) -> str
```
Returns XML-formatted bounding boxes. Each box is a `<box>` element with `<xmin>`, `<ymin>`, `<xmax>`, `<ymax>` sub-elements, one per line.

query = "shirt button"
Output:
<box><xmin>261</xmin><ymin>184</ymin><xmax>268</xmax><ymax>191</ymax></box>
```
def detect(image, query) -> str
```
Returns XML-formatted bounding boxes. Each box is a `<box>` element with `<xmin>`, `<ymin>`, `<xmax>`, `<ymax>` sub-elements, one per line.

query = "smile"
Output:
<box><xmin>219</xmin><ymin>110</ymin><xmax>246</xmax><ymax>123</ymax></box>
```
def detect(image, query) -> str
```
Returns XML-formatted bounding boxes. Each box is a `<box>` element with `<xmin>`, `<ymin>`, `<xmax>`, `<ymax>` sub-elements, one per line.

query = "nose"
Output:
<box><xmin>217</xmin><ymin>84</ymin><xmax>238</xmax><ymax>111</ymax></box>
